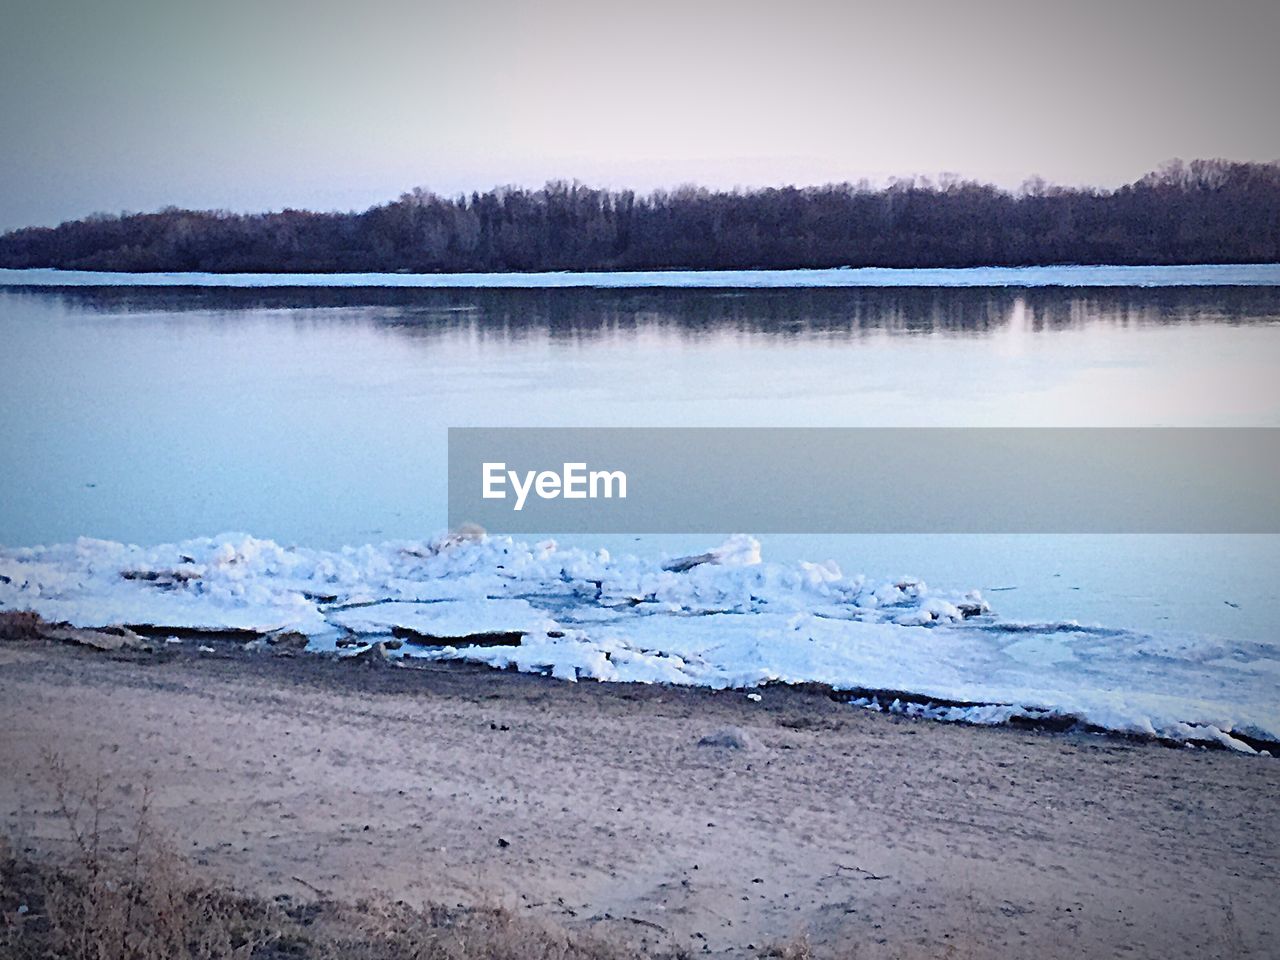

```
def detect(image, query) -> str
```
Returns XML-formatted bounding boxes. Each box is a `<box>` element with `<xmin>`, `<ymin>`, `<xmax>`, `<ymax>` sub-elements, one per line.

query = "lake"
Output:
<box><xmin>2</xmin><ymin>271</ymin><xmax>1279</xmax><ymax>645</ymax></box>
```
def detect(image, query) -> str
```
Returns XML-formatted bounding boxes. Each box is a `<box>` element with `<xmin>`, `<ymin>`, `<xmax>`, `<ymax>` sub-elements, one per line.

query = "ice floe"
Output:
<box><xmin>1</xmin><ymin>531</ymin><xmax>1276</xmax><ymax>752</ymax></box>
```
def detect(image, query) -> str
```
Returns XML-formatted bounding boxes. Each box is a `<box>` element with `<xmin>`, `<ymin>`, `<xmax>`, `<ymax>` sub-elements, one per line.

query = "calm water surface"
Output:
<box><xmin>3</xmin><ymin>284</ymin><xmax>1278</xmax><ymax>641</ymax></box>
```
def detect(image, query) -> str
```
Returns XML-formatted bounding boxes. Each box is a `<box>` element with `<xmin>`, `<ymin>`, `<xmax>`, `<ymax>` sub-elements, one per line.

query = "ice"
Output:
<box><xmin>2</xmin><ymin>264</ymin><xmax>1279</xmax><ymax>289</ymax></box>
<box><xmin>2</xmin><ymin>531</ymin><xmax>1276</xmax><ymax>752</ymax></box>
<box><xmin>328</xmin><ymin>598</ymin><xmax>551</xmax><ymax>639</ymax></box>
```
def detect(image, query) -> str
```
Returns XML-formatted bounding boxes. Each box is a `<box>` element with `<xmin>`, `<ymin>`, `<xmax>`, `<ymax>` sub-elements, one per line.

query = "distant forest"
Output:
<box><xmin>2</xmin><ymin>159</ymin><xmax>1278</xmax><ymax>273</ymax></box>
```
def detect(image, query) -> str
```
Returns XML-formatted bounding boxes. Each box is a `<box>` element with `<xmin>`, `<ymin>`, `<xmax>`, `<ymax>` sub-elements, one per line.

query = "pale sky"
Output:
<box><xmin>1</xmin><ymin>0</ymin><xmax>1277</xmax><ymax>231</ymax></box>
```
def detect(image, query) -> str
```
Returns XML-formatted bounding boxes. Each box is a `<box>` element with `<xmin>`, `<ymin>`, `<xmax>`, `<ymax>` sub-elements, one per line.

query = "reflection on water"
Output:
<box><xmin>7</xmin><ymin>284</ymin><xmax>1280</xmax><ymax>341</ymax></box>
<box><xmin>2</xmin><ymin>285</ymin><xmax>1278</xmax><ymax>641</ymax></box>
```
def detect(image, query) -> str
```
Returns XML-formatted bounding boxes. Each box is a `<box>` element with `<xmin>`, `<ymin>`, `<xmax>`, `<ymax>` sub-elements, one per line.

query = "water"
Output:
<box><xmin>2</xmin><ymin>281</ymin><xmax>1278</xmax><ymax>643</ymax></box>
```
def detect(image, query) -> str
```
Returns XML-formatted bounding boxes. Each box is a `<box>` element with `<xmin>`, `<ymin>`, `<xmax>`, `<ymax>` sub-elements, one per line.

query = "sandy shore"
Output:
<box><xmin>1</xmin><ymin>641</ymin><xmax>1276</xmax><ymax>958</ymax></box>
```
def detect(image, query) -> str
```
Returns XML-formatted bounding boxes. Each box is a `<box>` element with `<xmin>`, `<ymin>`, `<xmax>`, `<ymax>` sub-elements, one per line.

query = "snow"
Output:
<box><xmin>2</xmin><ymin>264</ymin><xmax>1279</xmax><ymax>289</ymax></box>
<box><xmin>2</xmin><ymin>531</ymin><xmax>1276</xmax><ymax>752</ymax></box>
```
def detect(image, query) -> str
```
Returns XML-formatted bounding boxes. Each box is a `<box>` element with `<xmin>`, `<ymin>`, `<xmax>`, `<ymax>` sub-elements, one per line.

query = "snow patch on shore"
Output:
<box><xmin>1</xmin><ymin>532</ymin><xmax>1276</xmax><ymax>752</ymax></box>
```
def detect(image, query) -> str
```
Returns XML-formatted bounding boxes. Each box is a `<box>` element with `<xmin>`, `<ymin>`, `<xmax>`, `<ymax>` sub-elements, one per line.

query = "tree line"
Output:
<box><xmin>1</xmin><ymin>159</ymin><xmax>1277</xmax><ymax>273</ymax></box>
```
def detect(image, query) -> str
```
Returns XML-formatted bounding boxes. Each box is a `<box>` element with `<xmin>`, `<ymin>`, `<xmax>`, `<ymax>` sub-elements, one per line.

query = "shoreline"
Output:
<box><xmin>4</xmin><ymin>263</ymin><xmax>1280</xmax><ymax>289</ymax></box>
<box><xmin>4</xmin><ymin>532</ymin><xmax>1275</xmax><ymax>755</ymax></box>
<box><xmin>2</xmin><ymin>638</ymin><xmax>1277</xmax><ymax>958</ymax></box>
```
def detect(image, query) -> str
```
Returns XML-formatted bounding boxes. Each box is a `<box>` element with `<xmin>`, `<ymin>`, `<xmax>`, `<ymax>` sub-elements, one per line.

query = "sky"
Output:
<box><xmin>1</xmin><ymin>0</ymin><xmax>1277</xmax><ymax>231</ymax></box>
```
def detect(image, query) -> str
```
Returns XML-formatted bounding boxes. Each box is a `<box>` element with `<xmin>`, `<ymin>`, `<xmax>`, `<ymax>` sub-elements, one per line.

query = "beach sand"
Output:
<box><xmin>1</xmin><ymin>641</ymin><xmax>1276</xmax><ymax>958</ymax></box>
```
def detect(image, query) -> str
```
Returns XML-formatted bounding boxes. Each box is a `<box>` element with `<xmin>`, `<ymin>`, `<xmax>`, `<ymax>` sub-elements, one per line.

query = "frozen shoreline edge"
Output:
<box><xmin>6</xmin><ymin>616</ymin><xmax>1277</xmax><ymax>757</ymax></box>
<box><xmin>2</xmin><ymin>531</ymin><xmax>1276</xmax><ymax>755</ymax></box>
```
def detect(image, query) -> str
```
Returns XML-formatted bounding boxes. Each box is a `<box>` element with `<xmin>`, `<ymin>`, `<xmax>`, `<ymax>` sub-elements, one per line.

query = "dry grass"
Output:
<box><xmin>760</xmin><ymin>937</ymin><xmax>819</xmax><ymax>960</ymax></box>
<box><xmin>0</xmin><ymin>610</ymin><xmax>46</xmax><ymax>642</ymax></box>
<box><xmin>0</xmin><ymin>757</ymin><xmax>646</xmax><ymax>960</ymax></box>
<box><xmin>0</xmin><ymin>832</ymin><xmax>649</xmax><ymax>960</ymax></box>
